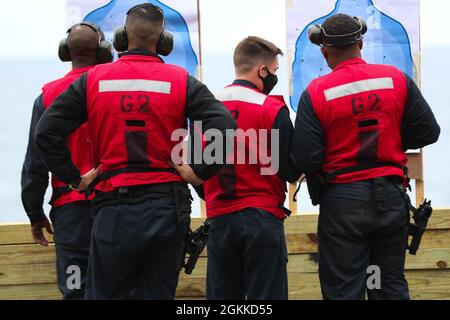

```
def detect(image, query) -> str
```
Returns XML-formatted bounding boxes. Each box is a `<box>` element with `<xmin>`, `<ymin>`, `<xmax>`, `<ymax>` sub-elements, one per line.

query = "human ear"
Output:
<box><xmin>258</xmin><ymin>65</ymin><xmax>268</xmax><ymax>78</ymax></box>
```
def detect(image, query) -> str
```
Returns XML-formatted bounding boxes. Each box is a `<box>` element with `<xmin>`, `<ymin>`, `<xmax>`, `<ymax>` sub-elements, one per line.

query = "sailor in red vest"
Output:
<box><xmin>291</xmin><ymin>14</ymin><xmax>440</xmax><ymax>299</ymax></box>
<box><xmin>35</xmin><ymin>3</ymin><xmax>236</xmax><ymax>299</ymax></box>
<box><xmin>176</xmin><ymin>36</ymin><xmax>299</xmax><ymax>299</ymax></box>
<box><xmin>21</xmin><ymin>23</ymin><xmax>113</xmax><ymax>299</ymax></box>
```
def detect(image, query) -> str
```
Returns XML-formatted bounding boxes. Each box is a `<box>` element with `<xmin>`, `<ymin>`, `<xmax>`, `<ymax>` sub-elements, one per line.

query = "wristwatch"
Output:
<box><xmin>67</xmin><ymin>177</ymin><xmax>82</xmax><ymax>191</ymax></box>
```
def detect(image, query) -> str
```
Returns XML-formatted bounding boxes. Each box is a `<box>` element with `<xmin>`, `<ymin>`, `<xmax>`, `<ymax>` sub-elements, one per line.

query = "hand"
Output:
<box><xmin>77</xmin><ymin>166</ymin><xmax>102</xmax><ymax>192</ymax></box>
<box><xmin>31</xmin><ymin>218</ymin><xmax>53</xmax><ymax>246</ymax></box>
<box><xmin>169</xmin><ymin>161</ymin><xmax>204</xmax><ymax>187</ymax></box>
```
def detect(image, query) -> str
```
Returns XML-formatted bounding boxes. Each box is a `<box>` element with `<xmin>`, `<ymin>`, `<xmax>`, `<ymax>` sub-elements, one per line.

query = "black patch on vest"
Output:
<box><xmin>126</xmin><ymin>120</ymin><xmax>146</xmax><ymax>127</ymax></box>
<box><xmin>356</xmin><ymin>130</ymin><xmax>379</xmax><ymax>162</ymax></box>
<box><xmin>125</xmin><ymin>131</ymin><xmax>150</xmax><ymax>166</ymax></box>
<box><xmin>358</xmin><ymin>119</ymin><xmax>378</xmax><ymax>128</ymax></box>
<box><xmin>217</xmin><ymin>164</ymin><xmax>237</xmax><ymax>200</ymax></box>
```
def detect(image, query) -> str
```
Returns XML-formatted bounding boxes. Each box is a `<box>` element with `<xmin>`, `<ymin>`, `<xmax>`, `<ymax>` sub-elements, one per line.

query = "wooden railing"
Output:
<box><xmin>1</xmin><ymin>209</ymin><xmax>449</xmax><ymax>299</ymax></box>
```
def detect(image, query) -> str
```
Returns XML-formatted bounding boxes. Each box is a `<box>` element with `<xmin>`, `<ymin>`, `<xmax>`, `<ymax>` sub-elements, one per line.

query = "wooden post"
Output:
<box><xmin>200</xmin><ymin>199</ymin><xmax>207</xmax><ymax>218</ymax></box>
<box><xmin>415</xmin><ymin>151</ymin><xmax>425</xmax><ymax>205</ymax></box>
<box><xmin>196</xmin><ymin>0</ymin><xmax>206</xmax><ymax>218</ymax></box>
<box><xmin>411</xmin><ymin>46</ymin><xmax>425</xmax><ymax>206</ymax></box>
<box><xmin>416</xmin><ymin>179</ymin><xmax>425</xmax><ymax>205</ymax></box>
<box><xmin>406</xmin><ymin>151</ymin><xmax>424</xmax><ymax>206</ymax></box>
<box><xmin>288</xmin><ymin>182</ymin><xmax>298</xmax><ymax>215</ymax></box>
<box><xmin>196</xmin><ymin>0</ymin><xmax>203</xmax><ymax>81</ymax></box>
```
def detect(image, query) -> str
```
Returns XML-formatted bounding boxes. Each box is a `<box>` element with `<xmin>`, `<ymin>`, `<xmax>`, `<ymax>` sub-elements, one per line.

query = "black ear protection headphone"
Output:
<box><xmin>308</xmin><ymin>16</ymin><xmax>367</xmax><ymax>47</ymax></box>
<box><xmin>58</xmin><ymin>22</ymin><xmax>113</xmax><ymax>63</ymax></box>
<box><xmin>112</xmin><ymin>3</ymin><xmax>174</xmax><ymax>56</ymax></box>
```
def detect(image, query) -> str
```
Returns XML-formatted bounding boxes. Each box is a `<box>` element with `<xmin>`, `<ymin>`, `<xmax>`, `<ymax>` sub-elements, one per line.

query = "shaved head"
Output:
<box><xmin>125</xmin><ymin>3</ymin><xmax>164</xmax><ymax>50</ymax></box>
<box><xmin>67</xmin><ymin>24</ymin><xmax>99</xmax><ymax>60</ymax></box>
<box><xmin>319</xmin><ymin>14</ymin><xmax>364</xmax><ymax>69</ymax></box>
<box><xmin>322</xmin><ymin>13</ymin><xmax>361</xmax><ymax>46</ymax></box>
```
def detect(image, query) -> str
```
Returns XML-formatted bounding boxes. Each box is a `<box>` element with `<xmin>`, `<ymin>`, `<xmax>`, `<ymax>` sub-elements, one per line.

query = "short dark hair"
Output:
<box><xmin>125</xmin><ymin>3</ymin><xmax>164</xmax><ymax>45</ymax></box>
<box><xmin>67</xmin><ymin>24</ymin><xmax>99</xmax><ymax>59</ymax></box>
<box><xmin>233</xmin><ymin>36</ymin><xmax>283</xmax><ymax>73</ymax></box>
<box><xmin>322</xmin><ymin>13</ymin><xmax>361</xmax><ymax>37</ymax></box>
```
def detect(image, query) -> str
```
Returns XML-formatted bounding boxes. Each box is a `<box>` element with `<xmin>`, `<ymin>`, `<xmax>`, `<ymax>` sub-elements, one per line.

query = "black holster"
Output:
<box><xmin>181</xmin><ymin>220</ymin><xmax>210</xmax><ymax>274</ymax></box>
<box><xmin>173</xmin><ymin>183</ymin><xmax>192</xmax><ymax>224</ymax></box>
<box><xmin>408</xmin><ymin>199</ymin><xmax>433</xmax><ymax>255</ymax></box>
<box><xmin>395</xmin><ymin>185</ymin><xmax>433</xmax><ymax>255</ymax></box>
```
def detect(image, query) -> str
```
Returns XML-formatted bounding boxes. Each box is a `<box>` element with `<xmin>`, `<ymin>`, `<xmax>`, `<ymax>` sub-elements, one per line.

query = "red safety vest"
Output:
<box><xmin>307</xmin><ymin>58</ymin><xmax>408</xmax><ymax>183</ymax></box>
<box><xmin>42</xmin><ymin>66</ymin><xmax>94</xmax><ymax>207</ymax></box>
<box><xmin>204</xmin><ymin>84</ymin><xmax>287</xmax><ymax>219</ymax></box>
<box><xmin>85</xmin><ymin>55</ymin><xmax>187</xmax><ymax>192</ymax></box>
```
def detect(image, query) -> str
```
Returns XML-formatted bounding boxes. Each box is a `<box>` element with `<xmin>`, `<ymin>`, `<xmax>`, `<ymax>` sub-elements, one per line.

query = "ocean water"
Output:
<box><xmin>0</xmin><ymin>57</ymin><xmax>67</xmax><ymax>223</ymax></box>
<box><xmin>0</xmin><ymin>46</ymin><xmax>448</xmax><ymax>223</ymax></box>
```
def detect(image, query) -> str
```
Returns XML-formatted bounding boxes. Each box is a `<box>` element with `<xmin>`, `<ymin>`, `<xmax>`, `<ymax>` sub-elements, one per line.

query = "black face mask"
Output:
<box><xmin>260</xmin><ymin>67</ymin><xmax>278</xmax><ymax>94</ymax></box>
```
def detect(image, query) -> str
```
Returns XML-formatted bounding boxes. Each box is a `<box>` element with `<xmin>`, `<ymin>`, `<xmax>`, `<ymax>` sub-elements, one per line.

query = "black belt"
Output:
<box><xmin>51</xmin><ymin>166</ymin><xmax>177</xmax><ymax>204</ymax></box>
<box><xmin>99</xmin><ymin>166</ymin><xmax>176</xmax><ymax>180</ymax></box>
<box><xmin>86</xmin><ymin>166</ymin><xmax>177</xmax><ymax>196</ymax></box>
<box><xmin>92</xmin><ymin>181</ymin><xmax>188</xmax><ymax>212</ymax></box>
<box><xmin>325</xmin><ymin>161</ymin><xmax>406</xmax><ymax>181</ymax></box>
<box><xmin>113</xmin><ymin>181</ymin><xmax>183</xmax><ymax>197</ymax></box>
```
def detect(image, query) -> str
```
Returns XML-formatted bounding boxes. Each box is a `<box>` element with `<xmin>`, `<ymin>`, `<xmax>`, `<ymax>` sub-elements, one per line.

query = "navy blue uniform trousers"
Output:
<box><xmin>49</xmin><ymin>201</ymin><xmax>93</xmax><ymax>300</ymax></box>
<box><xmin>318</xmin><ymin>177</ymin><xmax>410</xmax><ymax>300</ymax></box>
<box><xmin>206</xmin><ymin>208</ymin><xmax>288</xmax><ymax>300</ymax></box>
<box><xmin>85</xmin><ymin>197</ymin><xmax>189</xmax><ymax>299</ymax></box>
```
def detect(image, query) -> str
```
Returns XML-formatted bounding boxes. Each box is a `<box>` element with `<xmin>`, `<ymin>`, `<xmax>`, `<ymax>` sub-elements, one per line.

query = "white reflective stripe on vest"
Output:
<box><xmin>99</xmin><ymin>79</ymin><xmax>171</xmax><ymax>94</ymax></box>
<box><xmin>215</xmin><ymin>86</ymin><xmax>266</xmax><ymax>105</ymax></box>
<box><xmin>323</xmin><ymin>77</ymin><xmax>394</xmax><ymax>102</ymax></box>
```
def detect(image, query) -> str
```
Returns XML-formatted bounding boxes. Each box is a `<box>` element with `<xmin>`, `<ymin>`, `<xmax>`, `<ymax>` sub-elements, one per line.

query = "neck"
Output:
<box><xmin>235</xmin><ymin>74</ymin><xmax>263</xmax><ymax>91</ymax></box>
<box><xmin>71</xmin><ymin>58</ymin><xmax>97</xmax><ymax>70</ymax></box>
<box><xmin>329</xmin><ymin>52</ymin><xmax>362</xmax><ymax>69</ymax></box>
<box><xmin>128</xmin><ymin>42</ymin><xmax>157</xmax><ymax>55</ymax></box>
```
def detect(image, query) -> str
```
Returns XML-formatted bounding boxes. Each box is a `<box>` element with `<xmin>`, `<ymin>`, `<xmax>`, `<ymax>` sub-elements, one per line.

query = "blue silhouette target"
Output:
<box><xmin>84</xmin><ymin>0</ymin><xmax>198</xmax><ymax>75</ymax></box>
<box><xmin>291</xmin><ymin>0</ymin><xmax>414</xmax><ymax>111</ymax></box>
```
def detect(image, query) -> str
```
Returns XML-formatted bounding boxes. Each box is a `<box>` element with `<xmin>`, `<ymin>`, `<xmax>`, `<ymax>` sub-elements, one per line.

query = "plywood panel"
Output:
<box><xmin>1</xmin><ymin>210</ymin><xmax>448</xmax><ymax>245</ymax></box>
<box><xmin>0</xmin><ymin>283</ymin><xmax>60</xmax><ymax>300</ymax></box>
<box><xmin>1</xmin><ymin>209</ymin><xmax>449</xmax><ymax>300</ymax></box>
<box><xmin>176</xmin><ymin>270</ymin><xmax>450</xmax><ymax>300</ymax></box>
<box><xmin>0</xmin><ymin>263</ymin><xmax>56</xmax><ymax>286</ymax></box>
<box><xmin>0</xmin><ymin>224</ymin><xmax>53</xmax><ymax>245</ymax></box>
<box><xmin>0</xmin><ymin>244</ymin><xmax>55</xmax><ymax>266</ymax></box>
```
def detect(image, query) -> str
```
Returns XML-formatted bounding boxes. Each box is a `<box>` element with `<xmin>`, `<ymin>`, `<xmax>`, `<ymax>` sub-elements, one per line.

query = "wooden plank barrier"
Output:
<box><xmin>1</xmin><ymin>209</ymin><xmax>449</xmax><ymax>300</ymax></box>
